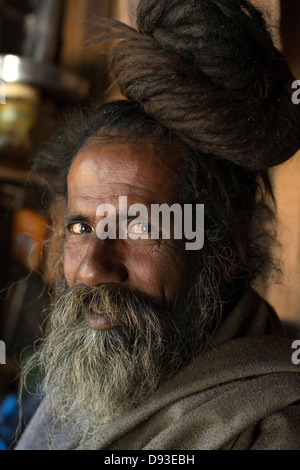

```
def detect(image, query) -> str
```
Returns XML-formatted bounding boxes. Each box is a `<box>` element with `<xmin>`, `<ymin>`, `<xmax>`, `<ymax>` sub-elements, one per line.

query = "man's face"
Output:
<box><xmin>64</xmin><ymin>141</ymin><xmax>196</xmax><ymax>329</ymax></box>
<box><xmin>28</xmin><ymin>140</ymin><xmax>212</xmax><ymax>443</ymax></box>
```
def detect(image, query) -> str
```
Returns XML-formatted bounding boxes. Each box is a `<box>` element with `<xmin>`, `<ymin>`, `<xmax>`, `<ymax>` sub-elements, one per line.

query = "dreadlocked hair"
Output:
<box><xmin>89</xmin><ymin>0</ymin><xmax>300</xmax><ymax>170</ymax></box>
<box><xmin>32</xmin><ymin>0</ymin><xmax>298</xmax><ymax>302</ymax></box>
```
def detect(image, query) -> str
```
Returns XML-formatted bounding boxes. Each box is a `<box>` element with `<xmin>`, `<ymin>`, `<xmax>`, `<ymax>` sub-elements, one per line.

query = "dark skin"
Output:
<box><xmin>64</xmin><ymin>141</ymin><xmax>197</xmax><ymax>330</ymax></box>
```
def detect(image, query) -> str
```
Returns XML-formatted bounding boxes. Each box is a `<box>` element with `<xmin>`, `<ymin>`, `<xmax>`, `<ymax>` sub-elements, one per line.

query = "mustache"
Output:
<box><xmin>53</xmin><ymin>283</ymin><xmax>164</xmax><ymax>330</ymax></box>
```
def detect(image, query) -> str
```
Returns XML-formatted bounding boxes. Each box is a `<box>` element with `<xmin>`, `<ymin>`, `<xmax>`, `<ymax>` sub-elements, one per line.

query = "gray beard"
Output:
<box><xmin>20</xmin><ymin>280</ymin><xmax>219</xmax><ymax>446</ymax></box>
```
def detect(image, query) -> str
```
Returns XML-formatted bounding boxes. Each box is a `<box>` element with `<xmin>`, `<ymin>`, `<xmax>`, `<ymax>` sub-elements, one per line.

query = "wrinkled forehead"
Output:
<box><xmin>67</xmin><ymin>141</ymin><xmax>184</xmax><ymax>203</ymax></box>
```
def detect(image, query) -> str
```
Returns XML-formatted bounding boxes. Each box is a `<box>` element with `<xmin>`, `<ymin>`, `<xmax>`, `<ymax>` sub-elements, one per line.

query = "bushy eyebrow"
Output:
<box><xmin>64</xmin><ymin>213</ymin><xmax>91</xmax><ymax>226</ymax></box>
<box><xmin>63</xmin><ymin>212</ymin><xmax>143</xmax><ymax>225</ymax></box>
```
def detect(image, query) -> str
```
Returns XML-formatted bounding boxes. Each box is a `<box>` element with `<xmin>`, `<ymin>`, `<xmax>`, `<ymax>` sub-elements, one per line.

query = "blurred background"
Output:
<box><xmin>0</xmin><ymin>0</ymin><xmax>299</xmax><ymax>449</ymax></box>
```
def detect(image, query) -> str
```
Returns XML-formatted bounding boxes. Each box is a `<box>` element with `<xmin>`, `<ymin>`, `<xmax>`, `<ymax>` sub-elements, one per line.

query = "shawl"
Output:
<box><xmin>15</xmin><ymin>289</ymin><xmax>300</xmax><ymax>450</ymax></box>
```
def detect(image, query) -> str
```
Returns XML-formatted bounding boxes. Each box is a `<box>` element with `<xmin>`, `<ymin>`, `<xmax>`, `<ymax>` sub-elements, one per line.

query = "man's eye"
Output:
<box><xmin>128</xmin><ymin>222</ymin><xmax>150</xmax><ymax>236</ymax></box>
<box><xmin>68</xmin><ymin>223</ymin><xmax>93</xmax><ymax>235</ymax></box>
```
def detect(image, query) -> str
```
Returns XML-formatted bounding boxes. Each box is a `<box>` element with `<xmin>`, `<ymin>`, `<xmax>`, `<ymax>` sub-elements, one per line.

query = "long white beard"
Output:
<box><xmin>20</xmin><ymin>282</ymin><xmax>217</xmax><ymax>447</ymax></box>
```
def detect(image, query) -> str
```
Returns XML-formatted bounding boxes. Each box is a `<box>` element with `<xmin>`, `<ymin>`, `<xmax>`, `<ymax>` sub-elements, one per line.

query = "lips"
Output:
<box><xmin>83</xmin><ymin>308</ymin><xmax>122</xmax><ymax>331</ymax></box>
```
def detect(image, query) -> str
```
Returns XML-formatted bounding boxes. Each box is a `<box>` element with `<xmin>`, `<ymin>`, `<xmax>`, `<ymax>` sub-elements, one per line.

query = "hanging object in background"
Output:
<box><xmin>0</xmin><ymin>0</ymin><xmax>63</xmax><ymax>64</ymax></box>
<box><xmin>0</xmin><ymin>82</ymin><xmax>40</xmax><ymax>169</ymax></box>
<box><xmin>0</xmin><ymin>1</ymin><xmax>89</xmax><ymax>103</ymax></box>
<box><xmin>23</xmin><ymin>0</ymin><xmax>63</xmax><ymax>64</ymax></box>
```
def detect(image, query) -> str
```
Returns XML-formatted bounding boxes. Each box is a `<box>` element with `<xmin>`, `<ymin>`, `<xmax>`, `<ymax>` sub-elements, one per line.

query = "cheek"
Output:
<box><xmin>63</xmin><ymin>243</ymin><xmax>84</xmax><ymax>288</ymax></box>
<box><xmin>126</xmin><ymin>241</ymin><xmax>192</xmax><ymax>304</ymax></box>
<box><xmin>63</xmin><ymin>237</ymin><xmax>196</xmax><ymax>305</ymax></box>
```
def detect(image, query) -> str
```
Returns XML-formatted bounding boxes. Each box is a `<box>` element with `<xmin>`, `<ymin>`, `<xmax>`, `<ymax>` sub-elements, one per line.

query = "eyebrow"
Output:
<box><xmin>64</xmin><ymin>213</ymin><xmax>91</xmax><ymax>225</ymax></box>
<box><xmin>63</xmin><ymin>213</ymin><xmax>143</xmax><ymax>225</ymax></box>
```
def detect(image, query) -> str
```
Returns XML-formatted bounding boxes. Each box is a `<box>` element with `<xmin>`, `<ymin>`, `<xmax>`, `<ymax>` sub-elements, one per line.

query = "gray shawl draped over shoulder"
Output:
<box><xmin>16</xmin><ymin>289</ymin><xmax>300</xmax><ymax>450</ymax></box>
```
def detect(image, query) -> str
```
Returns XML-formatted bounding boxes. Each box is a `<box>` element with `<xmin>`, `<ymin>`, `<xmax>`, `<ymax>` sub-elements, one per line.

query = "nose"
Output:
<box><xmin>76</xmin><ymin>238</ymin><xmax>128</xmax><ymax>287</ymax></box>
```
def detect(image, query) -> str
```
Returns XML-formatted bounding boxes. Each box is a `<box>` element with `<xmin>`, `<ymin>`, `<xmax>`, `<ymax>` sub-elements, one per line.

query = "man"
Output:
<box><xmin>16</xmin><ymin>0</ymin><xmax>300</xmax><ymax>450</ymax></box>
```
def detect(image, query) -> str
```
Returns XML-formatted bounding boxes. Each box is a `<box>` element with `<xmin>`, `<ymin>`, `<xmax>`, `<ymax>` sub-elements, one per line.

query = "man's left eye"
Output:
<box><xmin>68</xmin><ymin>223</ymin><xmax>93</xmax><ymax>235</ymax></box>
<box><xmin>128</xmin><ymin>222</ymin><xmax>150</xmax><ymax>235</ymax></box>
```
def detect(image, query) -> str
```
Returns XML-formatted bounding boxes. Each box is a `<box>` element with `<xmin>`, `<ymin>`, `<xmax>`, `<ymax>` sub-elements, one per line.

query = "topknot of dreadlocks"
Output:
<box><xmin>96</xmin><ymin>0</ymin><xmax>300</xmax><ymax>170</ymax></box>
<box><xmin>137</xmin><ymin>0</ymin><xmax>275</xmax><ymax>90</ymax></box>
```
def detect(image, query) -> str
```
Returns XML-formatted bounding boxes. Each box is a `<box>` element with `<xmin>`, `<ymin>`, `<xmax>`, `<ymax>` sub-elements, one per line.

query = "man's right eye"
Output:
<box><xmin>67</xmin><ymin>223</ymin><xmax>93</xmax><ymax>235</ymax></box>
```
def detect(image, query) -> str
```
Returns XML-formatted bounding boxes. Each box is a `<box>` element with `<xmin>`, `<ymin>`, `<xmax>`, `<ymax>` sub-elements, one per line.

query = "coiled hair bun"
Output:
<box><xmin>137</xmin><ymin>0</ymin><xmax>275</xmax><ymax>91</ymax></box>
<box><xmin>96</xmin><ymin>0</ymin><xmax>300</xmax><ymax>170</ymax></box>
